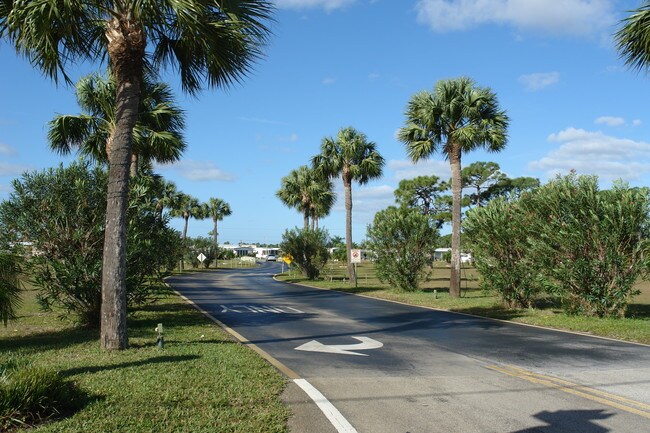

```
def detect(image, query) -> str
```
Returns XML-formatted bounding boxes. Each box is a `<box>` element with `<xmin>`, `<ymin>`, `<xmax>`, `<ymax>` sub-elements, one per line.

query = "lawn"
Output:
<box><xmin>278</xmin><ymin>261</ymin><xmax>650</xmax><ymax>345</ymax></box>
<box><xmin>0</xmin><ymin>278</ymin><xmax>289</xmax><ymax>432</ymax></box>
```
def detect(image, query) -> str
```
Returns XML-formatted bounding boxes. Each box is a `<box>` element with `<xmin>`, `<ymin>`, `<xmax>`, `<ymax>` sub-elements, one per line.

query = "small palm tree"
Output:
<box><xmin>615</xmin><ymin>3</ymin><xmax>650</xmax><ymax>72</ymax></box>
<box><xmin>312</xmin><ymin>127</ymin><xmax>385</xmax><ymax>285</ymax></box>
<box><xmin>48</xmin><ymin>72</ymin><xmax>186</xmax><ymax>177</ymax></box>
<box><xmin>171</xmin><ymin>194</ymin><xmax>204</xmax><ymax>242</ymax></box>
<box><xmin>277</xmin><ymin>166</ymin><xmax>335</xmax><ymax>230</ymax></box>
<box><xmin>1</xmin><ymin>0</ymin><xmax>273</xmax><ymax>349</ymax></box>
<box><xmin>153</xmin><ymin>179</ymin><xmax>182</xmax><ymax>219</ymax></box>
<box><xmin>206</xmin><ymin>198</ymin><xmax>232</xmax><ymax>249</ymax></box>
<box><xmin>398</xmin><ymin>77</ymin><xmax>509</xmax><ymax>297</ymax></box>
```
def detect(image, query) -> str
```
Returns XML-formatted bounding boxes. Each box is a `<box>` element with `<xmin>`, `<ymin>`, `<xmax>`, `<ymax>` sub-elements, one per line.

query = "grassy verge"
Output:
<box><xmin>278</xmin><ymin>261</ymin><xmax>650</xmax><ymax>345</ymax></box>
<box><xmin>0</xmin><ymin>283</ymin><xmax>289</xmax><ymax>432</ymax></box>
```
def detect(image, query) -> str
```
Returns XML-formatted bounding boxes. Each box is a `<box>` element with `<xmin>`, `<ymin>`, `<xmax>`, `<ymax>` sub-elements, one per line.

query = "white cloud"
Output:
<box><xmin>528</xmin><ymin>127</ymin><xmax>650</xmax><ymax>181</ymax></box>
<box><xmin>415</xmin><ymin>0</ymin><xmax>614</xmax><ymax>36</ymax></box>
<box><xmin>368</xmin><ymin>72</ymin><xmax>380</xmax><ymax>80</ymax></box>
<box><xmin>387</xmin><ymin>159</ymin><xmax>452</xmax><ymax>181</ymax></box>
<box><xmin>0</xmin><ymin>162</ymin><xmax>29</xmax><ymax>177</ymax></box>
<box><xmin>275</xmin><ymin>0</ymin><xmax>356</xmax><ymax>11</ymax></box>
<box><xmin>595</xmin><ymin>116</ymin><xmax>625</xmax><ymax>127</ymax></box>
<box><xmin>157</xmin><ymin>160</ymin><xmax>236</xmax><ymax>182</ymax></box>
<box><xmin>518</xmin><ymin>72</ymin><xmax>559</xmax><ymax>91</ymax></box>
<box><xmin>0</xmin><ymin>143</ymin><xmax>16</xmax><ymax>156</ymax></box>
<box><xmin>633</xmin><ymin>119</ymin><xmax>643</xmax><ymax>126</ymax></box>
<box><xmin>331</xmin><ymin>182</ymin><xmax>395</xmax><ymax>214</ymax></box>
<box><xmin>322</xmin><ymin>77</ymin><xmax>336</xmax><ymax>85</ymax></box>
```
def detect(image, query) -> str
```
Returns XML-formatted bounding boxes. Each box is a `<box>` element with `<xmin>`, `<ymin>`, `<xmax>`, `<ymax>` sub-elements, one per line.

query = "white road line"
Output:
<box><xmin>293</xmin><ymin>379</ymin><xmax>358</xmax><ymax>433</ymax></box>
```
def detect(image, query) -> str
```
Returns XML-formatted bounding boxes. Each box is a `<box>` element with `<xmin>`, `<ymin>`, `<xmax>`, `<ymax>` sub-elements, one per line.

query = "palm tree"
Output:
<box><xmin>309</xmin><ymin>182</ymin><xmax>335</xmax><ymax>231</ymax></box>
<box><xmin>171</xmin><ymin>194</ymin><xmax>204</xmax><ymax>242</ymax></box>
<box><xmin>615</xmin><ymin>3</ymin><xmax>650</xmax><ymax>72</ymax></box>
<box><xmin>1</xmin><ymin>1</ymin><xmax>273</xmax><ymax>349</ymax></box>
<box><xmin>277</xmin><ymin>166</ymin><xmax>335</xmax><ymax>230</ymax></box>
<box><xmin>398</xmin><ymin>77</ymin><xmax>509</xmax><ymax>297</ymax></box>
<box><xmin>153</xmin><ymin>179</ymin><xmax>182</xmax><ymax>220</ymax></box>
<box><xmin>48</xmin><ymin>73</ymin><xmax>187</xmax><ymax>177</ymax></box>
<box><xmin>206</xmin><ymin>197</ymin><xmax>232</xmax><ymax>250</ymax></box>
<box><xmin>312</xmin><ymin>127</ymin><xmax>385</xmax><ymax>285</ymax></box>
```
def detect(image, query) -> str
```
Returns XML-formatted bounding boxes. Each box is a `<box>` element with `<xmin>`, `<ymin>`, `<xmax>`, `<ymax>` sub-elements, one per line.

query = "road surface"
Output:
<box><xmin>167</xmin><ymin>263</ymin><xmax>650</xmax><ymax>433</ymax></box>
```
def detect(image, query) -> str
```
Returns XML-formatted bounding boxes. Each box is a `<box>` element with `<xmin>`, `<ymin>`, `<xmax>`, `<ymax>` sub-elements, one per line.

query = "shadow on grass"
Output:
<box><xmin>626</xmin><ymin>303</ymin><xmax>650</xmax><ymax>319</ymax></box>
<box><xmin>0</xmin><ymin>327</ymin><xmax>97</xmax><ymax>353</ymax></box>
<box><xmin>60</xmin><ymin>354</ymin><xmax>201</xmax><ymax>378</ymax></box>
<box><xmin>448</xmin><ymin>305</ymin><xmax>529</xmax><ymax>321</ymax></box>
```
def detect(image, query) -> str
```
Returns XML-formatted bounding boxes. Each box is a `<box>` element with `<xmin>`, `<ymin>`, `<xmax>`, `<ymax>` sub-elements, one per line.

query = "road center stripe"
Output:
<box><xmin>293</xmin><ymin>379</ymin><xmax>358</xmax><ymax>433</ymax></box>
<box><xmin>487</xmin><ymin>365</ymin><xmax>650</xmax><ymax>419</ymax></box>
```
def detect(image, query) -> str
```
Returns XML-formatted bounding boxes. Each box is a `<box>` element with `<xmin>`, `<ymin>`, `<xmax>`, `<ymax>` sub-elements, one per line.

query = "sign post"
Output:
<box><xmin>351</xmin><ymin>249</ymin><xmax>361</xmax><ymax>288</ymax></box>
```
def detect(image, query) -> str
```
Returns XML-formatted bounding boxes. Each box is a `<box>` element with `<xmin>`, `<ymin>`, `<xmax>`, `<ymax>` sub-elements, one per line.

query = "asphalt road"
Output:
<box><xmin>167</xmin><ymin>262</ymin><xmax>650</xmax><ymax>433</ymax></box>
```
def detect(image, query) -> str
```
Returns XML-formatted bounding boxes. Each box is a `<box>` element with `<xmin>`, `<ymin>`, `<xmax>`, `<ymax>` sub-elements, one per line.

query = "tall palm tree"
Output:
<box><xmin>277</xmin><ymin>166</ymin><xmax>335</xmax><ymax>230</ymax></box>
<box><xmin>153</xmin><ymin>179</ymin><xmax>182</xmax><ymax>220</ymax></box>
<box><xmin>398</xmin><ymin>77</ymin><xmax>509</xmax><ymax>297</ymax></box>
<box><xmin>615</xmin><ymin>3</ymin><xmax>650</xmax><ymax>72</ymax></box>
<box><xmin>171</xmin><ymin>194</ymin><xmax>204</xmax><ymax>242</ymax></box>
<box><xmin>1</xmin><ymin>1</ymin><xmax>273</xmax><ymax>349</ymax></box>
<box><xmin>48</xmin><ymin>73</ymin><xmax>187</xmax><ymax>177</ymax></box>
<box><xmin>206</xmin><ymin>197</ymin><xmax>232</xmax><ymax>249</ymax></box>
<box><xmin>312</xmin><ymin>127</ymin><xmax>385</xmax><ymax>285</ymax></box>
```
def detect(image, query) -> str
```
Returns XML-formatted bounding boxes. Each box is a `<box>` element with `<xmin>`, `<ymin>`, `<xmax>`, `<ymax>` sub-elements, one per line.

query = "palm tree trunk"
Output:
<box><xmin>449</xmin><ymin>146</ymin><xmax>462</xmax><ymax>298</ymax></box>
<box><xmin>181</xmin><ymin>214</ymin><xmax>189</xmax><ymax>270</ymax></box>
<box><xmin>101</xmin><ymin>17</ymin><xmax>145</xmax><ymax>351</ymax></box>
<box><xmin>303</xmin><ymin>207</ymin><xmax>310</xmax><ymax>230</ymax></box>
<box><xmin>344</xmin><ymin>173</ymin><xmax>356</xmax><ymax>285</ymax></box>
<box><xmin>213</xmin><ymin>218</ymin><xmax>219</xmax><ymax>268</ymax></box>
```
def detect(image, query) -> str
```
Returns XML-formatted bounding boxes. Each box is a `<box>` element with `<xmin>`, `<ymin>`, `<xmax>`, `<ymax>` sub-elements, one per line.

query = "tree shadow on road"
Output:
<box><xmin>510</xmin><ymin>409</ymin><xmax>613</xmax><ymax>433</ymax></box>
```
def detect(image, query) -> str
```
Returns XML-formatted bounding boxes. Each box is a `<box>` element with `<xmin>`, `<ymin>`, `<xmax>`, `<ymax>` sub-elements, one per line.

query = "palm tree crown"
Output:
<box><xmin>312</xmin><ymin>127</ymin><xmax>385</xmax><ymax>285</ymax></box>
<box><xmin>277</xmin><ymin>166</ymin><xmax>335</xmax><ymax>230</ymax></box>
<box><xmin>48</xmin><ymin>72</ymin><xmax>187</xmax><ymax>175</ymax></box>
<box><xmin>615</xmin><ymin>3</ymin><xmax>650</xmax><ymax>72</ymax></box>
<box><xmin>207</xmin><ymin>197</ymin><xmax>232</xmax><ymax>248</ymax></box>
<box><xmin>399</xmin><ymin>77</ymin><xmax>509</xmax><ymax>298</ymax></box>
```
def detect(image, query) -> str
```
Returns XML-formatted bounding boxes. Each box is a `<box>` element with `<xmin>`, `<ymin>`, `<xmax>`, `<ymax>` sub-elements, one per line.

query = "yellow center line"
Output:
<box><xmin>503</xmin><ymin>364</ymin><xmax>650</xmax><ymax>412</ymax></box>
<box><xmin>486</xmin><ymin>365</ymin><xmax>650</xmax><ymax>420</ymax></box>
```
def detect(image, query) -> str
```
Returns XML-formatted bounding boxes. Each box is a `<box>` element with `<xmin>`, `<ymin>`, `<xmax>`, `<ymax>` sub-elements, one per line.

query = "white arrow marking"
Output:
<box><xmin>295</xmin><ymin>336</ymin><xmax>383</xmax><ymax>356</ymax></box>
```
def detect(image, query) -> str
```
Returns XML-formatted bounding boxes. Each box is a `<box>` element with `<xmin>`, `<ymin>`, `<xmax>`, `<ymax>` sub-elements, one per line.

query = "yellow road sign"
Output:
<box><xmin>282</xmin><ymin>254</ymin><xmax>293</xmax><ymax>265</ymax></box>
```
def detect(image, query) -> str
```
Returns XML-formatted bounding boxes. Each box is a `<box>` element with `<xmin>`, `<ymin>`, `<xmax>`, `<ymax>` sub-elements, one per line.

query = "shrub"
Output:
<box><xmin>523</xmin><ymin>174</ymin><xmax>649</xmax><ymax>317</ymax></box>
<box><xmin>464</xmin><ymin>198</ymin><xmax>543</xmax><ymax>308</ymax></box>
<box><xmin>366</xmin><ymin>206</ymin><xmax>439</xmax><ymax>291</ymax></box>
<box><xmin>0</xmin><ymin>162</ymin><xmax>183</xmax><ymax>326</ymax></box>
<box><xmin>280</xmin><ymin>228</ymin><xmax>329</xmax><ymax>280</ymax></box>
<box><xmin>465</xmin><ymin>173</ymin><xmax>650</xmax><ymax>317</ymax></box>
<box><xmin>0</xmin><ymin>362</ymin><xmax>86</xmax><ymax>429</ymax></box>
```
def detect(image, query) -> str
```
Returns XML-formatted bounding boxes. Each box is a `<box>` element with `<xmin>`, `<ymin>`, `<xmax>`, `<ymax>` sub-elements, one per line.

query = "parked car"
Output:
<box><xmin>266</xmin><ymin>254</ymin><xmax>277</xmax><ymax>262</ymax></box>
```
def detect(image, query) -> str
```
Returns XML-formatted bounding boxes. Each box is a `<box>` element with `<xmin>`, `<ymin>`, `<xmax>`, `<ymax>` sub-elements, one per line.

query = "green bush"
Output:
<box><xmin>280</xmin><ymin>228</ymin><xmax>329</xmax><ymax>280</ymax></box>
<box><xmin>523</xmin><ymin>175</ymin><xmax>649</xmax><ymax>317</ymax></box>
<box><xmin>0</xmin><ymin>162</ymin><xmax>183</xmax><ymax>326</ymax></box>
<box><xmin>464</xmin><ymin>198</ymin><xmax>544</xmax><ymax>308</ymax></box>
<box><xmin>465</xmin><ymin>173</ymin><xmax>650</xmax><ymax>317</ymax></box>
<box><xmin>366</xmin><ymin>206</ymin><xmax>439</xmax><ymax>291</ymax></box>
<box><xmin>0</xmin><ymin>362</ymin><xmax>86</xmax><ymax>429</ymax></box>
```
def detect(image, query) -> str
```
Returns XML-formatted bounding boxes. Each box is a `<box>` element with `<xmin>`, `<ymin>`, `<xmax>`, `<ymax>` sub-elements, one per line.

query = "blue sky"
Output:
<box><xmin>1</xmin><ymin>0</ymin><xmax>649</xmax><ymax>244</ymax></box>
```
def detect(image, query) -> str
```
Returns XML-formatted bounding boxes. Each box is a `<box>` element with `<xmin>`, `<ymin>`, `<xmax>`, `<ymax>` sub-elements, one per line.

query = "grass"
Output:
<box><xmin>278</xmin><ymin>261</ymin><xmax>650</xmax><ymax>345</ymax></box>
<box><xmin>0</xmin><ymin>281</ymin><xmax>289</xmax><ymax>432</ymax></box>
